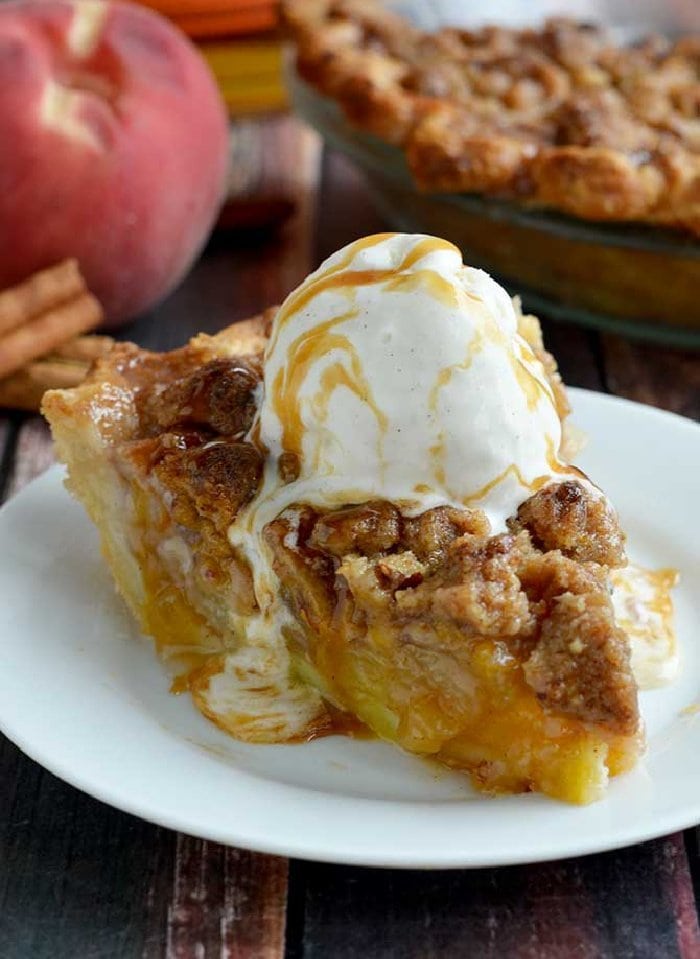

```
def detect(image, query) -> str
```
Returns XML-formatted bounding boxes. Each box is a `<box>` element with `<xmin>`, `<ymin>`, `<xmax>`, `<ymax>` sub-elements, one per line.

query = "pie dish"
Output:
<box><xmin>287</xmin><ymin>67</ymin><xmax>700</xmax><ymax>346</ymax></box>
<box><xmin>284</xmin><ymin>0</ymin><xmax>700</xmax><ymax>234</ymax></box>
<box><xmin>43</xmin><ymin>233</ymin><xmax>676</xmax><ymax>806</ymax></box>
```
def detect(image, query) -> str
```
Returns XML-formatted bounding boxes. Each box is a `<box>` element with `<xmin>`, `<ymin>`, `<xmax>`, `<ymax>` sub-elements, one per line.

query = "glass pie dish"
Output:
<box><xmin>285</xmin><ymin>9</ymin><xmax>700</xmax><ymax>348</ymax></box>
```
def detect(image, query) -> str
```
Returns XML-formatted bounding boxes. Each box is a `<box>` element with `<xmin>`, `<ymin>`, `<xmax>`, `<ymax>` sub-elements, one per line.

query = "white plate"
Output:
<box><xmin>0</xmin><ymin>388</ymin><xmax>699</xmax><ymax>869</ymax></box>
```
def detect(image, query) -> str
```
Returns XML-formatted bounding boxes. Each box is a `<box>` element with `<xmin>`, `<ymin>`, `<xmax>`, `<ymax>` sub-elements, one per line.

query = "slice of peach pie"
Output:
<box><xmin>43</xmin><ymin>234</ymin><xmax>676</xmax><ymax>804</ymax></box>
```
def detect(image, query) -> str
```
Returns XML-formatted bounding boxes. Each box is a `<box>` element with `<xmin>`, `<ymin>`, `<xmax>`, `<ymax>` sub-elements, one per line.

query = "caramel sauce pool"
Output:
<box><xmin>302</xmin><ymin>704</ymin><xmax>375</xmax><ymax>743</ymax></box>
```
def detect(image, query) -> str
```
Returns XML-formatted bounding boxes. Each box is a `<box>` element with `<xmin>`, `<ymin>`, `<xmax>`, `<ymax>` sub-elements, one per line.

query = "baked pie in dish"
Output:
<box><xmin>43</xmin><ymin>233</ymin><xmax>677</xmax><ymax>804</ymax></box>
<box><xmin>284</xmin><ymin>1</ymin><xmax>700</xmax><ymax>234</ymax></box>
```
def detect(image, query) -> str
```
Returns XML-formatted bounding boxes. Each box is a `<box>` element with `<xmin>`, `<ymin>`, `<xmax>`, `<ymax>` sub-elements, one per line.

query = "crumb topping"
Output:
<box><xmin>265</xmin><ymin>497</ymin><xmax>637</xmax><ymax>736</ymax></box>
<box><xmin>510</xmin><ymin>479</ymin><xmax>626</xmax><ymax>567</ymax></box>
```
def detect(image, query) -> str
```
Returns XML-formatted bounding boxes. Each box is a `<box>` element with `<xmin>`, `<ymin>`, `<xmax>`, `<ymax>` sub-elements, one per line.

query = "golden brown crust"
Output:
<box><xmin>511</xmin><ymin>479</ymin><xmax>626</xmax><ymax>568</ymax></box>
<box><xmin>397</xmin><ymin>531</ymin><xmax>534</xmax><ymax>639</ymax></box>
<box><xmin>45</xmin><ymin>314</ymin><xmax>267</xmax><ymax>432</ymax></box>
<box><xmin>524</xmin><ymin>592</ymin><xmax>638</xmax><ymax>735</ymax></box>
<box><xmin>143</xmin><ymin>357</ymin><xmax>262</xmax><ymax>438</ymax></box>
<box><xmin>308</xmin><ymin>500</ymin><xmax>402</xmax><ymax>557</ymax></box>
<box><xmin>41</xmin><ymin>313</ymin><xmax>270</xmax><ymax>633</ymax></box>
<box><xmin>52</xmin><ymin>320</ymin><xmax>268</xmax><ymax>543</ymax></box>
<box><xmin>284</xmin><ymin>1</ymin><xmax>700</xmax><ymax>233</ymax></box>
<box><xmin>402</xmin><ymin>506</ymin><xmax>490</xmax><ymax>566</ymax></box>
<box><xmin>151</xmin><ymin>439</ymin><xmax>263</xmax><ymax>538</ymax></box>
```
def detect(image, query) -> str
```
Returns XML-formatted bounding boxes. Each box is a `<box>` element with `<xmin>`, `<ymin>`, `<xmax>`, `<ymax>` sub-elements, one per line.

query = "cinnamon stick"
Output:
<box><xmin>0</xmin><ymin>359</ymin><xmax>89</xmax><ymax>411</ymax></box>
<box><xmin>49</xmin><ymin>334</ymin><xmax>115</xmax><ymax>364</ymax></box>
<box><xmin>0</xmin><ymin>291</ymin><xmax>103</xmax><ymax>380</ymax></box>
<box><xmin>0</xmin><ymin>260</ymin><xmax>85</xmax><ymax>337</ymax></box>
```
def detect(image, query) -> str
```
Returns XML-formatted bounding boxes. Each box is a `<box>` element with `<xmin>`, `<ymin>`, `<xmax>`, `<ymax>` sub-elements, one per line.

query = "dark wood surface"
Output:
<box><xmin>1</xmin><ymin>120</ymin><xmax>700</xmax><ymax>959</ymax></box>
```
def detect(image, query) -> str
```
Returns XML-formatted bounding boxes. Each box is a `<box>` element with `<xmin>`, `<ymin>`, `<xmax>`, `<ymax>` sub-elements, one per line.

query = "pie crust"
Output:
<box><xmin>284</xmin><ymin>0</ymin><xmax>700</xmax><ymax>233</ymax></box>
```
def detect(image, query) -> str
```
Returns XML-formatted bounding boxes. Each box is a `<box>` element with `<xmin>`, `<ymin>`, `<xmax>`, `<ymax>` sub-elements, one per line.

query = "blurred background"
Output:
<box><xmin>0</xmin><ymin>0</ymin><xmax>699</xmax><ymax>412</ymax></box>
<box><xmin>145</xmin><ymin>0</ymin><xmax>700</xmax><ymax>349</ymax></box>
<box><xmin>138</xmin><ymin>0</ymin><xmax>287</xmax><ymax>115</ymax></box>
<box><xmin>394</xmin><ymin>0</ymin><xmax>700</xmax><ymax>31</ymax></box>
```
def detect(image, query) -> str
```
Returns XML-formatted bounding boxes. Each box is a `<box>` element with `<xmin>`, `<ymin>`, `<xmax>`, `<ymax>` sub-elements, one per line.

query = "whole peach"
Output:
<box><xmin>0</xmin><ymin>0</ymin><xmax>229</xmax><ymax>325</ymax></box>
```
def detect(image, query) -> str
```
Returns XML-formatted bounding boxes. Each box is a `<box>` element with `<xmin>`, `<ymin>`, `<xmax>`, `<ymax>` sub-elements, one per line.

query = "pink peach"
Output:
<box><xmin>0</xmin><ymin>0</ymin><xmax>229</xmax><ymax>325</ymax></box>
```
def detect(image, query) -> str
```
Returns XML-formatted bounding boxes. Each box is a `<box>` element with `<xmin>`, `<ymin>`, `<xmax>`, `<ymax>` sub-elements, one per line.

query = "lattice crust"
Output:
<box><xmin>284</xmin><ymin>0</ymin><xmax>700</xmax><ymax>233</ymax></box>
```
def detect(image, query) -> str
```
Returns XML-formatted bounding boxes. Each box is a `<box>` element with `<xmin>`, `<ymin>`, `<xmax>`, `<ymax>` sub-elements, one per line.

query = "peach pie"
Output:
<box><xmin>43</xmin><ymin>234</ymin><xmax>677</xmax><ymax>804</ymax></box>
<box><xmin>285</xmin><ymin>1</ymin><xmax>700</xmax><ymax>234</ymax></box>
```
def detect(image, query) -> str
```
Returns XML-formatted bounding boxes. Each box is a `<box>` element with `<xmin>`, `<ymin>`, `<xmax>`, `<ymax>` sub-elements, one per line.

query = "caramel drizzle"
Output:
<box><xmin>413</xmin><ymin>483</ymin><xmax>432</xmax><ymax>495</ymax></box>
<box><xmin>384</xmin><ymin>268</ymin><xmax>458</xmax><ymax>307</ymax></box>
<box><xmin>545</xmin><ymin>433</ymin><xmax>587</xmax><ymax>479</ymax></box>
<box><xmin>272</xmin><ymin>309</ymin><xmax>388</xmax><ymax>460</ymax></box>
<box><xmin>477</xmin><ymin>308</ymin><xmax>554</xmax><ymax>414</ymax></box>
<box><xmin>614</xmin><ymin>566</ymin><xmax>679</xmax><ymax>624</ymax></box>
<box><xmin>397</xmin><ymin>235</ymin><xmax>457</xmax><ymax>270</ymax></box>
<box><xmin>429</xmin><ymin>436</ymin><xmax>447</xmax><ymax>489</ymax></box>
<box><xmin>427</xmin><ymin>433</ymin><xmax>550</xmax><ymax>506</ymax></box>
<box><xmin>512</xmin><ymin>339</ymin><xmax>555</xmax><ymax>412</ymax></box>
<box><xmin>461</xmin><ymin>463</ymin><xmax>552</xmax><ymax>506</ymax></box>
<box><xmin>421</xmin><ymin>318</ymin><xmax>556</xmax><ymax>505</ymax></box>
<box><xmin>426</xmin><ymin>298</ymin><xmax>552</xmax><ymax>426</ymax></box>
<box><xmin>424</xmin><ymin>327</ymin><xmax>490</xmax><ymax>501</ymax></box>
<box><xmin>267</xmin><ymin>234</ymin><xmax>461</xmax><ymax>357</ymax></box>
<box><xmin>428</xmin><ymin>368</ymin><xmax>454</xmax><ymax>411</ymax></box>
<box><xmin>267</xmin><ymin>233</ymin><xmax>395</xmax><ymax>356</ymax></box>
<box><xmin>310</xmin><ymin>362</ymin><xmax>390</xmax><ymax>473</ymax></box>
<box><xmin>641</xmin><ymin>568</ymin><xmax>678</xmax><ymax>620</ymax></box>
<box><xmin>648</xmin><ymin>568</ymin><xmax>680</xmax><ymax>591</ymax></box>
<box><xmin>427</xmin><ymin>328</ymin><xmax>485</xmax><ymax>416</ymax></box>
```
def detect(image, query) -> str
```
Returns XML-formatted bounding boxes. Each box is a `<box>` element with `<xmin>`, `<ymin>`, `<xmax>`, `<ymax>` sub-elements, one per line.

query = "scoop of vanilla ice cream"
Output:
<box><xmin>252</xmin><ymin>233</ymin><xmax>574</xmax><ymax>532</ymax></box>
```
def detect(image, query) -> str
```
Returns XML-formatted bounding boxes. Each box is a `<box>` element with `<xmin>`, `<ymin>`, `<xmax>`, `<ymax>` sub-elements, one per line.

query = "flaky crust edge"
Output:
<box><xmin>41</xmin><ymin>315</ymin><xmax>269</xmax><ymax>629</ymax></box>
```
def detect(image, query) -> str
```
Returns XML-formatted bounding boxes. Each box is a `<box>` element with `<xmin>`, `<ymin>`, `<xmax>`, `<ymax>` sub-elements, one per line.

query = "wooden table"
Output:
<box><xmin>1</xmin><ymin>116</ymin><xmax>699</xmax><ymax>959</ymax></box>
